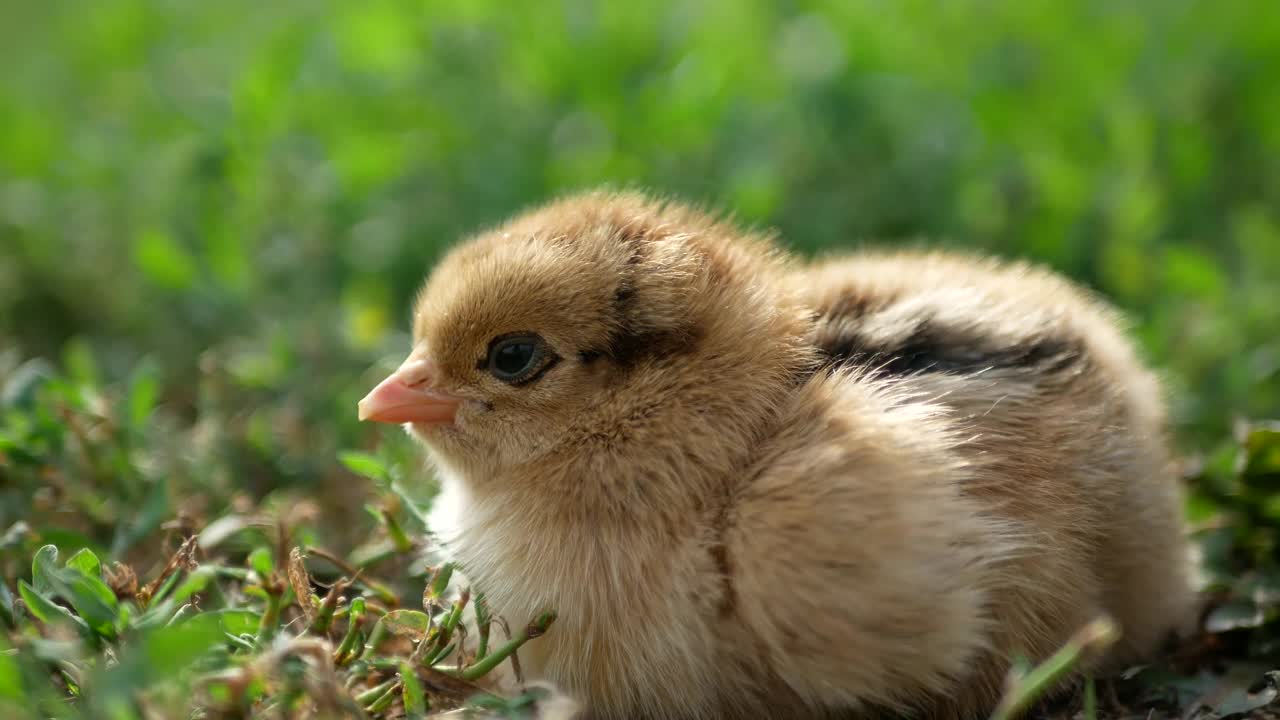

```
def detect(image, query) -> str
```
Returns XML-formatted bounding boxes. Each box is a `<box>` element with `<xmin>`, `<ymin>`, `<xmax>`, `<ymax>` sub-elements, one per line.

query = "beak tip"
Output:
<box><xmin>357</xmin><ymin>398</ymin><xmax>372</xmax><ymax>422</ymax></box>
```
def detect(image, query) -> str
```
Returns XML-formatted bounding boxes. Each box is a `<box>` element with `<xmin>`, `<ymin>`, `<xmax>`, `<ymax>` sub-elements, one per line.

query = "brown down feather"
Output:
<box><xmin>383</xmin><ymin>190</ymin><xmax>1196</xmax><ymax>720</ymax></box>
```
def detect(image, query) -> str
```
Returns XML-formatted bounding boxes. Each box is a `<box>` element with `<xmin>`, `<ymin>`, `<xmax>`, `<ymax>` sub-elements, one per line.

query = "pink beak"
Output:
<box><xmin>358</xmin><ymin>358</ymin><xmax>463</xmax><ymax>425</ymax></box>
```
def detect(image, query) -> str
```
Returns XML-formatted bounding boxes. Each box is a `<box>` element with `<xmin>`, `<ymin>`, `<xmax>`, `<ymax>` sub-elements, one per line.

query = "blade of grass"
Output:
<box><xmin>455</xmin><ymin>612</ymin><xmax>556</xmax><ymax>682</ymax></box>
<box><xmin>989</xmin><ymin>617</ymin><xmax>1119</xmax><ymax>720</ymax></box>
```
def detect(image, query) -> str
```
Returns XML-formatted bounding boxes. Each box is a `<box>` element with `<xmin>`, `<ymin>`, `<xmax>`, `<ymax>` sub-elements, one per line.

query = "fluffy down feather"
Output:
<box><xmin>360</xmin><ymin>191</ymin><xmax>1195</xmax><ymax>720</ymax></box>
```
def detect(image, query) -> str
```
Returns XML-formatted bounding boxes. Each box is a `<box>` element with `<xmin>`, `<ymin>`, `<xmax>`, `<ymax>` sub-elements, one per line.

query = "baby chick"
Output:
<box><xmin>358</xmin><ymin>191</ymin><xmax>1195</xmax><ymax>720</ymax></box>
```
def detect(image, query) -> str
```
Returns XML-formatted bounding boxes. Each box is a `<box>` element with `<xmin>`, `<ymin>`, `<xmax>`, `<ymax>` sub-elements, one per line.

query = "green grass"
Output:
<box><xmin>3</xmin><ymin>357</ymin><xmax>1280</xmax><ymax>717</ymax></box>
<box><xmin>2</xmin><ymin>0</ymin><xmax>1279</xmax><ymax>716</ymax></box>
<box><xmin>2</xmin><ymin>0</ymin><xmax>1278</xmax><ymax>446</ymax></box>
<box><xmin>0</xmin><ymin>360</ymin><xmax>561</xmax><ymax>717</ymax></box>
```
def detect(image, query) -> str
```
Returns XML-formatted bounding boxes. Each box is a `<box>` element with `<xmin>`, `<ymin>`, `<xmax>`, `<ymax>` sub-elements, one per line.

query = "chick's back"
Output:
<box><xmin>730</xmin><ymin>251</ymin><xmax>1195</xmax><ymax>715</ymax></box>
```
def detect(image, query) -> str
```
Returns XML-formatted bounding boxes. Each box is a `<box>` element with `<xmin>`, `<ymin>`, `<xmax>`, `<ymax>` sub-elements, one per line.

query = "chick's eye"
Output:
<box><xmin>495</xmin><ymin>343</ymin><xmax>536</xmax><ymax>374</ymax></box>
<box><xmin>487</xmin><ymin>335</ymin><xmax>545</xmax><ymax>383</ymax></box>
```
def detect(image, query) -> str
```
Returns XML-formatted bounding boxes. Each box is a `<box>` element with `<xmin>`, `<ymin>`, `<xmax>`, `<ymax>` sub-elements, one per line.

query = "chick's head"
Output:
<box><xmin>358</xmin><ymin>193</ymin><xmax>750</xmax><ymax>470</ymax></box>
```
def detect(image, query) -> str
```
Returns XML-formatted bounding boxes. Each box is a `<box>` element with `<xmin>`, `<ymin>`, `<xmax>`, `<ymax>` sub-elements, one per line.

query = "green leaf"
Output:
<box><xmin>144</xmin><ymin>614</ymin><xmax>226</xmax><ymax>676</ymax></box>
<box><xmin>30</xmin><ymin>544</ymin><xmax>58</xmax><ymax>595</ymax></box>
<box><xmin>0</xmin><ymin>436</ymin><xmax>39</xmax><ymax>466</ymax></box>
<box><xmin>1244</xmin><ymin>427</ymin><xmax>1280</xmax><ymax>479</ymax></box>
<box><xmin>148</xmin><ymin>566</ymin><xmax>185</xmax><ymax>607</ymax></box>
<box><xmin>133</xmin><ymin>228</ymin><xmax>198</xmax><ymax>289</ymax></box>
<box><xmin>28</xmin><ymin>545</ymin><xmax>118</xmax><ymax>637</ymax></box>
<box><xmin>93</xmin><ymin>614</ymin><xmax>228</xmax><ymax>713</ymax></box>
<box><xmin>426</xmin><ymin>563</ymin><xmax>454</xmax><ymax>602</ymax></box>
<box><xmin>43</xmin><ymin>567</ymin><xmax>120</xmax><ymax>639</ymax></box>
<box><xmin>134</xmin><ymin>599</ymin><xmax>177</xmax><ymax>632</ymax></box>
<box><xmin>61</xmin><ymin>338</ymin><xmax>99</xmax><ymax>387</ymax></box>
<box><xmin>127</xmin><ymin>359</ymin><xmax>160</xmax><ymax>430</ymax></box>
<box><xmin>211</xmin><ymin>608</ymin><xmax>261</xmax><ymax>636</ymax></box>
<box><xmin>379</xmin><ymin>609</ymin><xmax>431</xmax><ymax>638</ymax></box>
<box><xmin>25</xmin><ymin>637</ymin><xmax>83</xmax><ymax>665</ymax></box>
<box><xmin>0</xmin><ymin>637</ymin><xmax>23</xmax><ymax>702</ymax></box>
<box><xmin>65</xmin><ymin>548</ymin><xmax>101</xmax><ymax>578</ymax></box>
<box><xmin>339</xmin><ymin>451</ymin><xmax>390</xmax><ymax>484</ymax></box>
<box><xmin>169</xmin><ymin>566</ymin><xmax>216</xmax><ymax>604</ymax></box>
<box><xmin>400</xmin><ymin>661</ymin><xmax>427</xmax><ymax>718</ymax></box>
<box><xmin>248</xmin><ymin>547</ymin><xmax>274</xmax><ymax>577</ymax></box>
<box><xmin>17</xmin><ymin>580</ymin><xmax>87</xmax><ymax>633</ymax></box>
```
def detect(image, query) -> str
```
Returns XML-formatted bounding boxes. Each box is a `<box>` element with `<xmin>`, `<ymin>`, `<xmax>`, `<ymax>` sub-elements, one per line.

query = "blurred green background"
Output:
<box><xmin>2</xmin><ymin>0</ymin><xmax>1278</xmax><ymax>526</ymax></box>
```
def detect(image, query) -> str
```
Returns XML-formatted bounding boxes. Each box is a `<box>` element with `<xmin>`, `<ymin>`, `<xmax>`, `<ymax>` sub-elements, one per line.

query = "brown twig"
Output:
<box><xmin>137</xmin><ymin>535</ymin><xmax>199</xmax><ymax>607</ymax></box>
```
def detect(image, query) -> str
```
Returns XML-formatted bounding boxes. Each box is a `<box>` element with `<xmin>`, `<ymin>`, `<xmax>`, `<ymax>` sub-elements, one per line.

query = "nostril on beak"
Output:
<box><xmin>396</xmin><ymin>359</ymin><xmax>436</xmax><ymax>388</ymax></box>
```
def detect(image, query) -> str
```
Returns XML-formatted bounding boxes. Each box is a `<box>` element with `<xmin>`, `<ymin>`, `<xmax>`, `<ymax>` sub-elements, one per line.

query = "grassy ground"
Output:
<box><xmin>2</xmin><ymin>352</ymin><xmax>1280</xmax><ymax>718</ymax></box>
<box><xmin>0</xmin><ymin>351</ymin><xmax>558</xmax><ymax>718</ymax></box>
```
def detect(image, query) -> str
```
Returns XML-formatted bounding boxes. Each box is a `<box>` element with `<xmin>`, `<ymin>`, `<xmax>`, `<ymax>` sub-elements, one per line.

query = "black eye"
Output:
<box><xmin>486</xmin><ymin>335</ymin><xmax>546</xmax><ymax>384</ymax></box>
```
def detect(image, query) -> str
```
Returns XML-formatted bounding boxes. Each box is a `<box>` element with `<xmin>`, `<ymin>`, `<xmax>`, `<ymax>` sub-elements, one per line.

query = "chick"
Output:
<box><xmin>358</xmin><ymin>191</ymin><xmax>1195</xmax><ymax>720</ymax></box>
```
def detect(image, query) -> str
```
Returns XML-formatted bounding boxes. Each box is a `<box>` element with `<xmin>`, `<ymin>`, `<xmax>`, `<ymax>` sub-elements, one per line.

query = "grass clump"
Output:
<box><xmin>0</xmin><ymin>356</ymin><xmax>558</xmax><ymax>719</ymax></box>
<box><xmin>7</xmin><ymin>344</ymin><xmax>1280</xmax><ymax>720</ymax></box>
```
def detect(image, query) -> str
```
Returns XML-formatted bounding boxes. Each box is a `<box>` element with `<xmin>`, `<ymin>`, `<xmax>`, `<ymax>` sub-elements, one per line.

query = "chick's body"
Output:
<box><xmin>363</xmin><ymin>192</ymin><xmax>1194</xmax><ymax>720</ymax></box>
